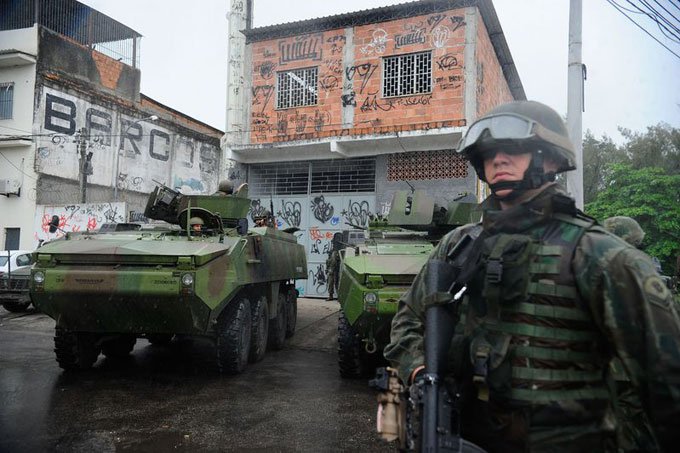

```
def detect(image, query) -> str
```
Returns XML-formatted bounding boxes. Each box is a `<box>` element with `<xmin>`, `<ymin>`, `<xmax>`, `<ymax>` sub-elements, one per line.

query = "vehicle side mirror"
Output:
<box><xmin>48</xmin><ymin>215</ymin><xmax>60</xmax><ymax>233</ymax></box>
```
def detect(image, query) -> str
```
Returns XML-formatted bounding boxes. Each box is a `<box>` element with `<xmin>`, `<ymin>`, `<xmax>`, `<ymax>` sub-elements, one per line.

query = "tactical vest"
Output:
<box><xmin>456</xmin><ymin>213</ymin><xmax>610</xmax><ymax>415</ymax></box>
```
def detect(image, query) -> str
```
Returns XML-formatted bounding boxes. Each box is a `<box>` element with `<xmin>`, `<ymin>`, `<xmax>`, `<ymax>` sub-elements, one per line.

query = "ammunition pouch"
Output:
<box><xmin>481</xmin><ymin>234</ymin><xmax>534</xmax><ymax>309</ymax></box>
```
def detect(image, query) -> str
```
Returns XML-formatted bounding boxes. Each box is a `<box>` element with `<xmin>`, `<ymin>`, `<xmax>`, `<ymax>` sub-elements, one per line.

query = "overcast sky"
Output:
<box><xmin>81</xmin><ymin>0</ymin><xmax>680</xmax><ymax>143</ymax></box>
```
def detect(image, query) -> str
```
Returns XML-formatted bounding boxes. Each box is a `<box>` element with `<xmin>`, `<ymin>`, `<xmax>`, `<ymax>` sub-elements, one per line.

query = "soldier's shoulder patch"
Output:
<box><xmin>643</xmin><ymin>275</ymin><xmax>672</xmax><ymax>308</ymax></box>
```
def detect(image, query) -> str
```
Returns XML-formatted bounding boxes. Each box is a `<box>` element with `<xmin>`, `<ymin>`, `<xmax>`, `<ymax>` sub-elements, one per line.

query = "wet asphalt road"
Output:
<box><xmin>0</xmin><ymin>299</ymin><xmax>396</xmax><ymax>452</ymax></box>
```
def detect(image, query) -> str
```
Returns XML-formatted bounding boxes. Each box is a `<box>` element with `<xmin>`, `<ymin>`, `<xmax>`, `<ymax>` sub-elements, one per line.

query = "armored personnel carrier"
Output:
<box><xmin>337</xmin><ymin>190</ymin><xmax>480</xmax><ymax>378</ymax></box>
<box><xmin>30</xmin><ymin>182</ymin><xmax>306</xmax><ymax>374</ymax></box>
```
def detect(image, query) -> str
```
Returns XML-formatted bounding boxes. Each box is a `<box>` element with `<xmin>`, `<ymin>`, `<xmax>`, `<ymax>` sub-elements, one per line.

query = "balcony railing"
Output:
<box><xmin>0</xmin><ymin>0</ymin><xmax>142</xmax><ymax>68</ymax></box>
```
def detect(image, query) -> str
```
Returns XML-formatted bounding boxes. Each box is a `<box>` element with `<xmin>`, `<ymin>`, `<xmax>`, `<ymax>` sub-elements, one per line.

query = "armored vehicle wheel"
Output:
<box><xmin>2</xmin><ymin>300</ymin><xmax>31</xmax><ymax>312</ymax></box>
<box><xmin>267</xmin><ymin>292</ymin><xmax>287</xmax><ymax>350</ymax></box>
<box><xmin>216</xmin><ymin>298</ymin><xmax>252</xmax><ymax>374</ymax></box>
<box><xmin>54</xmin><ymin>327</ymin><xmax>100</xmax><ymax>371</ymax></box>
<box><xmin>249</xmin><ymin>296</ymin><xmax>269</xmax><ymax>363</ymax></box>
<box><xmin>285</xmin><ymin>288</ymin><xmax>297</xmax><ymax>338</ymax></box>
<box><xmin>102</xmin><ymin>335</ymin><xmax>137</xmax><ymax>358</ymax></box>
<box><xmin>147</xmin><ymin>334</ymin><xmax>173</xmax><ymax>346</ymax></box>
<box><xmin>338</xmin><ymin>311</ymin><xmax>364</xmax><ymax>378</ymax></box>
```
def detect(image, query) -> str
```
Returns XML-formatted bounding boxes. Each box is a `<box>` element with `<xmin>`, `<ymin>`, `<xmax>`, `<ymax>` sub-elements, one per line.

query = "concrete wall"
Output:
<box><xmin>33</xmin><ymin>84</ymin><xmax>222</xmax><ymax>214</ymax></box>
<box><xmin>0</xmin><ymin>26</ymin><xmax>39</xmax><ymax>54</ymax></box>
<box><xmin>37</xmin><ymin>27</ymin><xmax>141</xmax><ymax>102</ymax></box>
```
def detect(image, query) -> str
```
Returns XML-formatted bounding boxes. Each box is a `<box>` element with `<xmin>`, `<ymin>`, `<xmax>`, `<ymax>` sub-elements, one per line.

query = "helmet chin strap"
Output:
<box><xmin>487</xmin><ymin>150</ymin><xmax>556</xmax><ymax>201</ymax></box>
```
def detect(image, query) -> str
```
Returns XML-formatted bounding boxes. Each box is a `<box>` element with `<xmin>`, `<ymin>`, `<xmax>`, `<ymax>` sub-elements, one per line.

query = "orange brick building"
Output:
<box><xmin>224</xmin><ymin>0</ymin><xmax>524</xmax><ymax>296</ymax></box>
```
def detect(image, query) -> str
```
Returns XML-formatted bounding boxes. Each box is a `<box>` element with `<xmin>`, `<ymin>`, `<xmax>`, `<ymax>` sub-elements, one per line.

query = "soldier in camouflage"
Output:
<box><xmin>326</xmin><ymin>248</ymin><xmax>340</xmax><ymax>300</ymax></box>
<box><xmin>603</xmin><ymin>216</ymin><xmax>645</xmax><ymax>248</ymax></box>
<box><xmin>384</xmin><ymin>100</ymin><xmax>680</xmax><ymax>452</ymax></box>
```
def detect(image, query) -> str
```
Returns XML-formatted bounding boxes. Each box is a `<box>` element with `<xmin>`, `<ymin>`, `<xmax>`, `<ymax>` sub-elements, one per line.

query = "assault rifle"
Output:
<box><xmin>373</xmin><ymin>234</ymin><xmax>486</xmax><ymax>452</ymax></box>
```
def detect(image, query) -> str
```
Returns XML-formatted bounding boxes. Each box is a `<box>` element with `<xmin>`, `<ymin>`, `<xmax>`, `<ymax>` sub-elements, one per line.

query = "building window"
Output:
<box><xmin>0</xmin><ymin>83</ymin><xmax>14</xmax><ymax>120</ymax></box>
<box><xmin>276</xmin><ymin>67</ymin><xmax>318</xmax><ymax>109</ymax></box>
<box><xmin>248</xmin><ymin>157</ymin><xmax>376</xmax><ymax>196</ymax></box>
<box><xmin>310</xmin><ymin>158</ymin><xmax>376</xmax><ymax>193</ymax></box>
<box><xmin>387</xmin><ymin>150</ymin><xmax>468</xmax><ymax>180</ymax></box>
<box><xmin>383</xmin><ymin>52</ymin><xmax>432</xmax><ymax>98</ymax></box>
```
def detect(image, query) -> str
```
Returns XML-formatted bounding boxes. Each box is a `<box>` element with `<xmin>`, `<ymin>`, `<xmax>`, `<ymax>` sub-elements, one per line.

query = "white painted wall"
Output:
<box><xmin>0</xmin><ymin>26</ymin><xmax>39</xmax><ymax>55</ymax></box>
<box><xmin>0</xmin><ymin>27</ymin><xmax>39</xmax><ymax>251</ymax></box>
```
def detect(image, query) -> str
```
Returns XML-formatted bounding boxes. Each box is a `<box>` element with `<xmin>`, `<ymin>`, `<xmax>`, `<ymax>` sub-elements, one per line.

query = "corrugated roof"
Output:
<box><xmin>243</xmin><ymin>0</ymin><xmax>525</xmax><ymax>100</ymax></box>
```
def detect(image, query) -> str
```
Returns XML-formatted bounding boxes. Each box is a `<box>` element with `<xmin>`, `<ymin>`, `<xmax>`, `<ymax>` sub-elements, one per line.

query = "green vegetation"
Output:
<box><xmin>583</xmin><ymin>123</ymin><xmax>680</xmax><ymax>275</ymax></box>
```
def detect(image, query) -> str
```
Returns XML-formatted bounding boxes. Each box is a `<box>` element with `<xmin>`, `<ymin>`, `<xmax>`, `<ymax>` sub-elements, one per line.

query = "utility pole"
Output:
<box><xmin>567</xmin><ymin>0</ymin><xmax>584</xmax><ymax>209</ymax></box>
<box><xmin>77</xmin><ymin>128</ymin><xmax>89</xmax><ymax>203</ymax></box>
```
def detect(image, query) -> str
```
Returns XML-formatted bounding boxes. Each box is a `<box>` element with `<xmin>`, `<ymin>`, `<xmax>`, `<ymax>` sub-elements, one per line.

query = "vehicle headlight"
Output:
<box><xmin>363</xmin><ymin>292</ymin><xmax>378</xmax><ymax>304</ymax></box>
<box><xmin>33</xmin><ymin>271</ymin><xmax>45</xmax><ymax>284</ymax></box>
<box><xmin>181</xmin><ymin>273</ymin><xmax>194</xmax><ymax>287</ymax></box>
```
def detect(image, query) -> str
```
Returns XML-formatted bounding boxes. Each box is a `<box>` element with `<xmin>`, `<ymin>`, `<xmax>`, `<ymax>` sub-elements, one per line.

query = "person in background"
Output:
<box><xmin>189</xmin><ymin>217</ymin><xmax>204</xmax><ymax>235</ymax></box>
<box><xmin>325</xmin><ymin>248</ymin><xmax>340</xmax><ymax>301</ymax></box>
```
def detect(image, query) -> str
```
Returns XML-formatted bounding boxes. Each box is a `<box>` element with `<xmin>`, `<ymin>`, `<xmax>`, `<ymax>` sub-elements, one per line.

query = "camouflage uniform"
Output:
<box><xmin>603</xmin><ymin>216</ymin><xmax>645</xmax><ymax>248</ymax></box>
<box><xmin>604</xmin><ymin>216</ymin><xmax>661</xmax><ymax>451</ymax></box>
<box><xmin>384</xmin><ymin>101</ymin><xmax>680</xmax><ymax>452</ymax></box>
<box><xmin>384</xmin><ymin>185</ymin><xmax>680</xmax><ymax>451</ymax></box>
<box><xmin>326</xmin><ymin>249</ymin><xmax>340</xmax><ymax>300</ymax></box>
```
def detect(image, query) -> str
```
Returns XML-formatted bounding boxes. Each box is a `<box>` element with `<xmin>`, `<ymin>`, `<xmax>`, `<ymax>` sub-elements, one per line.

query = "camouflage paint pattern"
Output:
<box><xmin>338</xmin><ymin>190</ymin><xmax>480</xmax><ymax>358</ymax></box>
<box><xmin>31</xmin><ymin>190</ymin><xmax>307</xmax><ymax>337</ymax></box>
<box><xmin>384</xmin><ymin>186</ymin><xmax>680</xmax><ymax>451</ymax></box>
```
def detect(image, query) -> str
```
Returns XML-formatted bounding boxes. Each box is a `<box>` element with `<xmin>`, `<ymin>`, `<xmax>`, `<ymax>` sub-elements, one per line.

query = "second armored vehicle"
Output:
<box><xmin>337</xmin><ymin>190</ymin><xmax>480</xmax><ymax>378</ymax></box>
<box><xmin>31</xmin><ymin>182</ymin><xmax>307</xmax><ymax>374</ymax></box>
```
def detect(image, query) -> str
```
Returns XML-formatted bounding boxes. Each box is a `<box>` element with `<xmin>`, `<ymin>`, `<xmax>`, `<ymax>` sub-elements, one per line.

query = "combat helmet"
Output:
<box><xmin>457</xmin><ymin>100</ymin><xmax>576</xmax><ymax>199</ymax></box>
<box><xmin>189</xmin><ymin>217</ymin><xmax>205</xmax><ymax>228</ymax></box>
<box><xmin>604</xmin><ymin>216</ymin><xmax>645</xmax><ymax>248</ymax></box>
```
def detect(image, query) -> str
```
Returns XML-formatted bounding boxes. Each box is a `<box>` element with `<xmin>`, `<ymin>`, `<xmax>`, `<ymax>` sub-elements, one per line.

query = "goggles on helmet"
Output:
<box><xmin>457</xmin><ymin>113</ymin><xmax>573</xmax><ymax>157</ymax></box>
<box><xmin>462</xmin><ymin>114</ymin><xmax>534</xmax><ymax>147</ymax></box>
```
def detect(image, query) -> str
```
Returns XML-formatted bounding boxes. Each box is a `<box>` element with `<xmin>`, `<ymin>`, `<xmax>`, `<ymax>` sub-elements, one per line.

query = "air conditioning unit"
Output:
<box><xmin>0</xmin><ymin>179</ymin><xmax>20</xmax><ymax>196</ymax></box>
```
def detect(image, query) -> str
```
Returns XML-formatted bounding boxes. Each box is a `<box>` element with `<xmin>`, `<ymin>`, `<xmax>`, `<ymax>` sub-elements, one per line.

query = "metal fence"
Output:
<box><xmin>0</xmin><ymin>0</ymin><xmax>141</xmax><ymax>68</ymax></box>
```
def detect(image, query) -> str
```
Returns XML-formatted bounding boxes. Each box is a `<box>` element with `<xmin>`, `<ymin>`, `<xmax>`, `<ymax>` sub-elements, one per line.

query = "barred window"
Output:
<box><xmin>383</xmin><ymin>52</ymin><xmax>432</xmax><ymax>98</ymax></box>
<box><xmin>276</xmin><ymin>67</ymin><xmax>318</xmax><ymax>109</ymax></box>
<box><xmin>387</xmin><ymin>150</ymin><xmax>468</xmax><ymax>181</ymax></box>
<box><xmin>310</xmin><ymin>158</ymin><xmax>376</xmax><ymax>193</ymax></box>
<box><xmin>0</xmin><ymin>83</ymin><xmax>14</xmax><ymax>120</ymax></box>
<box><xmin>248</xmin><ymin>157</ymin><xmax>376</xmax><ymax>196</ymax></box>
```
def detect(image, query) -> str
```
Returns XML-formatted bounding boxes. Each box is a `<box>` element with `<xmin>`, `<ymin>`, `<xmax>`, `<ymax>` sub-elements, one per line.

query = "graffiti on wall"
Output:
<box><xmin>360</xmin><ymin>29</ymin><xmax>388</xmax><ymax>55</ymax></box>
<box><xmin>279</xmin><ymin>33</ymin><xmax>324</xmax><ymax>64</ymax></box>
<box><xmin>359</xmin><ymin>93</ymin><xmax>432</xmax><ymax>113</ymax></box>
<box><xmin>342</xmin><ymin>199</ymin><xmax>372</xmax><ymax>227</ymax></box>
<box><xmin>33</xmin><ymin>202</ymin><xmax>126</xmax><ymax>243</ymax></box>
<box><xmin>431</xmin><ymin>25</ymin><xmax>450</xmax><ymax>48</ymax></box>
<box><xmin>36</xmin><ymin>87</ymin><xmax>220</xmax><ymax>196</ymax></box>
<box><xmin>308</xmin><ymin>263</ymin><xmax>328</xmax><ymax>295</ymax></box>
<box><xmin>278</xmin><ymin>200</ymin><xmax>302</xmax><ymax>228</ymax></box>
<box><xmin>395</xmin><ymin>22</ymin><xmax>427</xmax><ymax>49</ymax></box>
<box><xmin>310</xmin><ymin>195</ymin><xmax>335</xmax><ymax>223</ymax></box>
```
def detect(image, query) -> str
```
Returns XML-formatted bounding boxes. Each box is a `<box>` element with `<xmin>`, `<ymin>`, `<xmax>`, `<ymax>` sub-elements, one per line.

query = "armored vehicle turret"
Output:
<box><xmin>31</xmin><ymin>182</ymin><xmax>307</xmax><ymax>374</ymax></box>
<box><xmin>337</xmin><ymin>190</ymin><xmax>480</xmax><ymax>378</ymax></box>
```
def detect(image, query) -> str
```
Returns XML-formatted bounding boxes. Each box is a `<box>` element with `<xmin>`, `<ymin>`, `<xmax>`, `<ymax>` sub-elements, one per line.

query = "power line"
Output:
<box><xmin>0</xmin><ymin>151</ymin><xmax>38</xmax><ymax>181</ymax></box>
<box><xmin>652</xmin><ymin>0</ymin><xmax>680</xmax><ymax>24</ymax></box>
<box><xmin>607</xmin><ymin>0</ymin><xmax>680</xmax><ymax>60</ymax></box>
<box><xmin>667</xmin><ymin>0</ymin><xmax>680</xmax><ymax>13</ymax></box>
<box><xmin>634</xmin><ymin>0</ymin><xmax>680</xmax><ymax>43</ymax></box>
